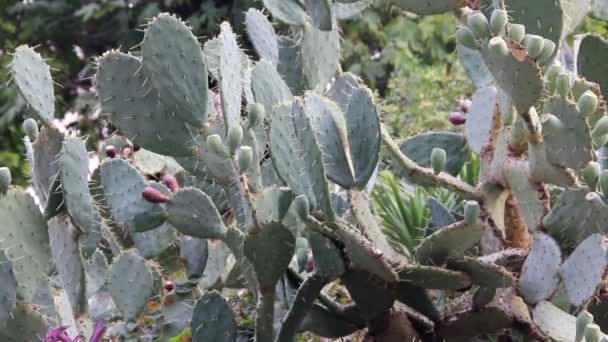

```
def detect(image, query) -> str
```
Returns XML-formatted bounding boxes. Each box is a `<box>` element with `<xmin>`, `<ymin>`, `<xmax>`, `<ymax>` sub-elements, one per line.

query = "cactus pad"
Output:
<box><xmin>306</xmin><ymin>0</ymin><xmax>333</xmax><ymax>31</ymax></box>
<box><xmin>466</xmin><ymin>86</ymin><xmax>499</xmax><ymax>153</ymax></box>
<box><xmin>560</xmin><ymin>233</ymin><xmax>608</xmax><ymax>307</ymax></box>
<box><xmin>391</xmin><ymin>0</ymin><xmax>465</xmax><ymax>15</ymax></box>
<box><xmin>252</xmin><ymin>186</ymin><xmax>294</xmax><ymax>224</ymax></box>
<box><xmin>415</xmin><ymin>220</ymin><xmax>484</xmax><ymax>266</ymax></box>
<box><xmin>251</xmin><ymin>60</ymin><xmax>293</xmax><ymax>115</ymax></box>
<box><xmin>132</xmin><ymin>222</ymin><xmax>176</xmax><ymax>258</ymax></box>
<box><xmin>449</xmin><ymin>256</ymin><xmax>515</xmax><ymax>289</ymax></box>
<box><xmin>578</xmin><ymin>35</ymin><xmax>608</xmax><ymax>99</ymax></box>
<box><xmin>533</xmin><ymin>301</ymin><xmax>576</xmax><ymax>342</ymax></box>
<box><xmin>262</xmin><ymin>0</ymin><xmax>307</xmax><ymax>26</ymax></box>
<box><xmin>518</xmin><ymin>232</ymin><xmax>561</xmax><ymax>305</ymax></box>
<box><xmin>190</xmin><ymin>291</ymin><xmax>237</xmax><ymax>342</ymax></box>
<box><xmin>398</xmin><ymin>264</ymin><xmax>472</xmax><ymax>290</ymax></box>
<box><xmin>334</xmin><ymin>0</ymin><xmax>372</xmax><ymax>19</ymax></box>
<box><xmin>0</xmin><ymin>305</ymin><xmax>48</xmax><ymax>341</ymax></box>
<box><xmin>400</xmin><ymin>132</ymin><xmax>468</xmax><ymax>176</ymax></box>
<box><xmin>107</xmin><ymin>251</ymin><xmax>153</xmax><ymax>321</ymax></box>
<box><xmin>503</xmin><ymin>158</ymin><xmax>547</xmax><ymax>232</ymax></box>
<box><xmin>180</xmin><ymin>236</ymin><xmax>208</xmax><ymax>279</ymax></box>
<box><xmin>28</xmin><ymin>127</ymin><xmax>64</xmax><ymax>212</ymax></box>
<box><xmin>245</xmin><ymin>9</ymin><xmax>279</xmax><ymax>65</ymax></box>
<box><xmin>300</xmin><ymin>24</ymin><xmax>340</xmax><ymax>89</ymax></box>
<box><xmin>218</xmin><ymin>22</ymin><xmax>244</xmax><ymax>132</ymax></box>
<box><xmin>0</xmin><ymin>251</ymin><xmax>17</xmax><ymax>327</ymax></box>
<box><xmin>10</xmin><ymin>46</ymin><xmax>54</xmax><ymax>125</ymax></box>
<box><xmin>166</xmin><ymin>187</ymin><xmax>227</xmax><ymax>240</ymax></box>
<box><xmin>308</xmin><ymin>231</ymin><xmax>346</xmax><ymax>278</ymax></box>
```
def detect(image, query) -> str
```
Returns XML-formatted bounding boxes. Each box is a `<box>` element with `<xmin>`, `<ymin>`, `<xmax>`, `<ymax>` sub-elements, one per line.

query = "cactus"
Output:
<box><xmin>3</xmin><ymin>1</ymin><xmax>608</xmax><ymax>341</ymax></box>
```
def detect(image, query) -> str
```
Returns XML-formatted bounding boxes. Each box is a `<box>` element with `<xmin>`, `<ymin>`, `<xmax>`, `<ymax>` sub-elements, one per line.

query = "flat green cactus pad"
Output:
<box><xmin>334</xmin><ymin>0</ymin><xmax>372</xmax><ymax>19</ymax></box>
<box><xmin>578</xmin><ymin>34</ymin><xmax>608</xmax><ymax>99</ymax></box>
<box><xmin>251</xmin><ymin>186</ymin><xmax>293</xmax><ymax>224</ymax></box>
<box><xmin>10</xmin><ymin>46</ymin><xmax>55</xmax><ymax>125</ymax></box>
<box><xmin>132</xmin><ymin>222</ymin><xmax>176</xmax><ymax>258</ymax></box>
<box><xmin>395</xmin><ymin>282</ymin><xmax>441</xmax><ymax>322</ymax></box>
<box><xmin>306</xmin><ymin>0</ymin><xmax>333</xmax><ymax>31</ymax></box>
<box><xmin>542</xmin><ymin>96</ymin><xmax>594</xmax><ymax>170</ymax></box>
<box><xmin>100</xmin><ymin>159</ymin><xmax>166</xmax><ymax>233</ymax></box>
<box><xmin>300</xmin><ymin>304</ymin><xmax>359</xmax><ymax>338</ymax></box>
<box><xmin>457</xmin><ymin>44</ymin><xmax>494</xmax><ymax>89</ymax></box>
<box><xmin>191</xmin><ymin>291</ymin><xmax>237</xmax><ymax>342</ymax></box>
<box><xmin>277</xmin><ymin>36</ymin><xmax>306</xmax><ymax>94</ymax></box>
<box><xmin>107</xmin><ymin>250</ymin><xmax>153</xmax><ymax>321</ymax></box>
<box><xmin>415</xmin><ymin>220</ymin><xmax>484</xmax><ymax>266</ymax></box>
<box><xmin>560</xmin><ymin>233</ymin><xmax>608</xmax><ymax>307</ymax></box>
<box><xmin>245</xmin><ymin>9</ymin><xmax>279</xmax><ymax>65</ymax></box>
<box><xmin>532</xmin><ymin>301</ymin><xmax>576</xmax><ymax>342</ymax></box>
<box><xmin>262</xmin><ymin>0</ymin><xmax>307</xmax><ymax>26</ymax></box>
<box><xmin>0</xmin><ymin>189</ymin><xmax>50</xmax><ymax>302</ymax></box>
<box><xmin>251</xmin><ymin>60</ymin><xmax>293</xmax><ymax>116</ymax></box>
<box><xmin>399</xmin><ymin>132</ymin><xmax>468</xmax><ymax>176</ymax></box>
<box><xmin>218</xmin><ymin>22</ymin><xmax>244</xmax><ymax>133</ymax></box>
<box><xmin>300</xmin><ymin>23</ymin><xmax>340</xmax><ymax>89</ymax></box>
<box><xmin>327</xmin><ymin>72</ymin><xmax>361</xmax><ymax>113</ymax></box>
<box><xmin>398</xmin><ymin>264</ymin><xmax>472</xmax><ymax>290</ymax></box>
<box><xmin>503</xmin><ymin>158</ymin><xmax>547</xmax><ymax>232</ymax></box>
<box><xmin>244</xmin><ymin>221</ymin><xmax>295</xmax><ymax>290</ymax></box>
<box><xmin>180</xmin><ymin>236</ymin><xmax>208</xmax><ymax>279</ymax></box>
<box><xmin>427</xmin><ymin>196</ymin><xmax>456</xmax><ymax>233</ymax></box>
<box><xmin>141</xmin><ymin>13</ymin><xmax>208</xmax><ymax>127</ymax></box>
<box><xmin>28</xmin><ymin>127</ymin><xmax>64</xmax><ymax>212</ymax></box>
<box><xmin>308</xmin><ymin>231</ymin><xmax>346</xmax><ymax>278</ymax></box>
<box><xmin>449</xmin><ymin>256</ymin><xmax>515</xmax><ymax>289</ymax></box>
<box><xmin>167</xmin><ymin>187</ymin><xmax>227</xmax><ymax>240</ymax></box>
<box><xmin>466</xmin><ymin>86</ymin><xmax>499</xmax><ymax>154</ymax></box>
<box><xmin>390</xmin><ymin>0</ymin><xmax>465</xmax><ymax>15</ymax></box>
<box><xmin>518</xmin><ymin>232</ymin><xmax>561</xmax><ymax>305</ymax></box>
<box><xmin>96</xmin><ymin>52</ymin><xmax>196</xmax><ymax>157</ymax></box>
<box><xmin>0</xmin><ymin>305</ymin><xmax>48</xmax><ymax>341</ymax></box>
<box><xmin>543</xmin><ymin>188</ymin><xmax>608</xmax><ymax>247</ymax></box>
<box><xmin>0</xmin><ymin>251</ymin><xmax>17</xmax><ymax>328</ymax></box>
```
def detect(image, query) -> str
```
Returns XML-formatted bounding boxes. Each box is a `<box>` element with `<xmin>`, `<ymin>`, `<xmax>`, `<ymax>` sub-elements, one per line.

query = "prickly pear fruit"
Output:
<box><xmin>600</xmin><ymin>170</ymin><xmax>608</xmax><ymax>195</ymax></box>
<box><xmin>545</xmin><ymin>64</ymin><xmax>564</xmax><ymax>94</ymax></box>
<box><xmin>593</xmin><ymin>116</ymin><xmax>608</xmax><ymax>139</ymax></box>
<box><xmin>142</xmin><ymin>186</ymin><xmax>169</xmax><ymax>203</ymax></box>
<box><xmin>162</xmin><ymin>173</ymin><xmax>179</xmax><ymax>193</ymax></box>
<box><xmin>237</xmin><ymin>146</ymin><xmax>253</xmax><ymax>173</ymax></box>
<box><xmin>490</xmin><ymin>9</ymin><xmax>508</xmax><ymax>35</ymax></box>
<box><xmin>207</xmin><ymin>134</ymin><xmax>229</xmax><ymax>157</ymax></box>
<box><xmin>576</xmin><ymin>310</ymin><xmax>595</xmax><ymax>342</ymax></box>
<box><xmin>542</xmin><ymin>114</ymin><xmax>564</xmax><ymax>135</ymax></box>
<box><xmin>522</xmin><ymin>34</ymin><xmax>544</xmax><ymax>59</ymax></box>
<box><xmin>578</xmin><ymin>90</ymin><xmax>599</xmax><ymax>116</ymax></box>
<box><xmin>430</xmin><ymin>148</ymin><xmax>446</xmax><ymax>174</ymax></box>
<box><xmin>464</xmin><ymin>200</ymin><xmax>480</xmax><ymax>224</ymax></box>
<box><xmin>105</xmin><ymin>145</ymin><xmax>117</xmax><ymax>158</ymax></box>
<box><xmin>132</xmin><ymin>144</ymin><xmax>141</xmax><ymax>152</ymax></box>
<box><xmin>164</xmin><ymin>280</ymin><xmax>176</xmax><ymax>292</ymax></box>
<box><xmin>489</xmin><ymin>36</ymin><xmax>509</xmax><ymax>56</ymax></box>
<box><xmin>556</xmin><ymin>73</ymin><xmax>571</xmax><ymax>99</ymax></box>
<box><xmin>467</xmin><ymin>11</ymin><xmax>491</xmax><ymax>39</ymax></box>
<box><xmin>247</xmin><ymin>103</ymin><xmax>265</xmax><ymax>128</ymax></box>
<box><xmin>537</xmin><ymin>39</ymin><xmax>556</xmax><ymax>62</ymax></box>
<box><xmin>122</xmin><ymin>147</ymin><xmax>133</xmax><ymax>158</ymax></box>
<box><xmin>583</xmin><ymin>162</ymin><xmax>601</xmax><ymax>191</ymax></box>
<box><xmin>227</xmin><ymin>126</ymin><xmax>243</xmax><ymax>154</ymax></box>
<box><xmin>0</xmin><ymin>167</ymin><xmax>10</xmax><ymax>195</ymax></box>
<box><xmin>23</xmin><ymin>118</ymin><xmax>38</xmax><ymax>141</ymax></box>
<box><xmin>305</xmin><ymin>253</ymin><xmax>314</xmax><ymax>273</ymax></box>
<box><xmin>449</xmin><ymin>111</ymin><xmax>466</xmax><ymax>125</ymax></box>
<box><xmin>456</xmin><ymin>26</ymin><xmax>479</xmax><ymax>50</ymax></box>
<box><xmin>459</xmin><ymin>99</ymin><xmax>472</xmax><ymax>113</ymax></box>
<box><xmin>585</xmin><ymin>324</ymin><xmax>602</xmax><ymax>342</ymax></box>
<box><xmin>507</xmin><ymin>24</ymin><xmax>525</xmax><ymax>44</ymax></box>
<box><xmin>294</xmin><ymin>195</ymin><xmax>310</xmax><ymax>220</ymax></box>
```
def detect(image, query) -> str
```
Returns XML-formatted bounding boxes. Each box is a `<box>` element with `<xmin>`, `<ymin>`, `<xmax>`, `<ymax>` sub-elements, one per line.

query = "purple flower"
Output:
<box><xmin>89</xmin><ymin>321</ymin><xmax>106</xmax><ymax>342</ymax></box>
<box><xmin>44</xmin><ymin>321</ymin><xmax>104</xmax><ymax>342</ymax></box>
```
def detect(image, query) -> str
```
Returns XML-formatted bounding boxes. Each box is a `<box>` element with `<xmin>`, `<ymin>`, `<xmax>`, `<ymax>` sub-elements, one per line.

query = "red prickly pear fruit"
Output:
<box><xmin>132</xmin><ymin>144</ymin><xmax>141</xmax><ymax>152</ymax></box>
<box><xmin>142</xmin><ymin>186</ymin><xmax>169</xmax><ymax>203</ymax></box>
<box><xmin>459</xmin><ymin>99</ymin><xmax>472</xmax><ymax>113</ymax></box>
<box><xmin>122</xmin><ymin>147</ymin><xmax>132</xmax><ymax>158</ymax></box>
<box><xmin>305</xmin><ymin>253</ymin><xmax>314</xmax><ymax>273</ymax></box>
<box><xmin>162</xmin><ymin>173</ymin><xmax>179</xmax><ymax>192</ymax></box>
<box><xmin>105</xmin><ymin>145</ymin><xmax>117</xmax><ymax>158</ymax></box>
<box><xmin>449</xmin><ymin>111</ymin><xmax>466</xmax><ymax>125</ymax></box>
<box><xmin>164</xmin><ymin>280</ymin><xmax>176</xmax><ymax>292</ymax></box>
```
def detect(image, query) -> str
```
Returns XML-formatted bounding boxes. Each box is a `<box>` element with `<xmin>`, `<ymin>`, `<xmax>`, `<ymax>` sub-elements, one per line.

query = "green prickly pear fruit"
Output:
<box><xmin>207</xmin><ymin>134</ymin><xmax>229</xmax><ymax>157</ymax></box>
<box><xmin>464</xmin><ymin>200</ymin><xmax>481</xmax><ymax>224</ymax></box>
<box><xmin>467</xmin><ymin>11</ymin><xmax>491</xmax><ymax>39</ymax></box>
<box><xmin>456</xmin><ymin>26</ymin><xmax>480</xmax><ymax>50</ymax></box>
<box><xmin>142</xmin><ymin>186</ymin><xmax>169</xmax><ymax>203</ymax></box>
<box><xmin>509</xmin><ymin>118</ymin><xmax>527</xmax><ymax>151</ymax></box>
<box><xmin>583</xmin><ymin>161</ymin><xmax>601</xmax><ymax>191</ymax></box>
<box><xmin>293</xmin><ymin>195</ymin><xmax>310</xmax><ymax>220</ymax></box>
<box><xmin>592</xmin><ymin>116</ymin><xmax>608</xmax><ymax>146</ymax></box>
<box><xmin>600</xmin><ymin>170</ymin><xmax>608</xmax><ymax>195</ymax></box>
<box><xmin>237</xmin><ymin>146</ymin><xmax>253</xmax><ymax>173</ymax></box>
<box><xmin>556</xmin><ymin>72</ymin><xmax>571</xmax><ymax>98</ymax></box>
<box><xmin>522</xmin><ymin>34</ymin><xmax>544</xmax><ymax>59</ymax></box>
<box><xmin>545</xmin><ymin>64</ymin><xmax>564</xmax><ymax>94</ymax></box>
<box><xmin>507</xmin><ymin>24</ymin><xmax>525</xmax><ymax>44</ymax></box>
<box><xmin>227</xmin><ymin>126</ymin><xmax>243</xmax><ymax>154</ymax></box>
<box><xmin>247</xmin><ymin>103</ymin><xmax>265</xmax><ymax>128</ymax></box>
<box><xmin>542</xmin><ymin>114</ymin><xmax>564</xmax><ymax>135</ymax></box>
<box><xmin>488</xmin><ymin>36</ymin><xmax>509</xmax><ymax>56</ymax></box>
<box><xmin>537</xmin><ymin>39</ymin><xmax>556</xmax><ymax>62</ymax></box>
<box><xmin>578</xmin><ymin>90</ymin><xmax>599</xmax><ymax>116</ymax></box>
<box><xmin>490</xmin><ymin>9</ymin><xmax>508</xmax><ymax>35</ymax></box>
<box><xmin>0</xmin><ymin>167</ymin><xmax>10</xmax><ymax>196</ymax></box>
<box><xmin>585</xmin><ymin>324</ymin><xmax>602</xmax><ymax>342</ymax></box>
<box><xmin>576</xmin><ymin>309</ymin><xmax>594</xmax><ymax>342</ymax></box>
<box><xmin>430</xmin><ymin>147</ymin><xmax>446</xmax><ymax>174</ymax></box>
<box><xmin>23</xmin><ymin>118</ymin><xmax>38</xmax><ymax>141</ymax></box>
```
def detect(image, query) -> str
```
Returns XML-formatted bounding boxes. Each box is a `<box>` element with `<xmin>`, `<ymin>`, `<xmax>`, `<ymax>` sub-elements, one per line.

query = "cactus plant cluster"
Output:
<box><xmin>3</xmin><ymin>0</ymin><xmax>608</xmax><ymax>341</ymax></box>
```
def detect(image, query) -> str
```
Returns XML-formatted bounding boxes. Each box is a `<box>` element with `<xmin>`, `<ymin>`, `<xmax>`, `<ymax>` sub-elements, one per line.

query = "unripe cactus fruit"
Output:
<box><xmin>449</xmin><ymin>111</ymin><xmax>466</xmax><ymax>125</ymax></box>
<box><xmin>142</xmin><ymin>186</ymin><xmax>169</xmax><ymax>203</ymax></box>
<box><xmin>537</xmin><ymin>39</ymin><xmax>556</xmax><ymax>62</ymax></box>
<box><xmin>592</xmin><ymin>116</ymin><xmax>608</xmax><ymax>145</ymax></box>
<box><xmin>464</xmin><ymin>200</ymin><xmax>481</xmax><ymax>224</ymax></box>
<box><xmin>556</xmin><ymin>72</ymin><xmax>571</xmax><ymax>98</ymax></box>
<box><xmin>430</xmin><ymin>148</ymin><xmax>446</xmax><ymax>174</ymax></box>
<box><xmin>23</xmin><ymin>118</ymin><xmax>38</xmax><ymax>141</ymax></box>
<box><xmin>576</xmin><ymin>310</ymin><xmax>595</xmax><ymax>342</ymax></box>
<box><xmin>507</xmin><ymin>24</ymin><xmax>525</xmax><ymax>44</ymax></box>
<box><xmin>490</xmin><ymin>9</ymin><xmax>508</xmax><ymax>35</ymax></box>
<box><xmin>522</xmin><ymin>34</ymin><xmax>544</xmax><ymax>59</ymax></box>
<box><xmin>583</xmin><ymin>161</ymin><xmax>601</xmax><ymax>191</ymax></box>
<box><xmin>105</xmin><ymin>145</ymin><xmax>117</xmax><ymax>158</ymax></box>
<box><xmin>456</xmin><ymin>26</ymin><xmax>480</xmax><ymax>50</ymax></box>
<box><xmin>162</xmin><ymin>173</ymin><xmax>179</xmax><ymax>192</ymax></box>
<box><xmin>0</xmin><ymin>167</ymin><xmax>11</xmax><ymax>196</ymax></box>
<box><xmin>585</xmin><ymin>324</ymin><xmax>602</xmax><ymax>342</ymax></box>
<box><xmin>293</xmin><ymin>195</ymin><xmax>310</xmax><ymax>220</ymax></box>
<box><xmin>247</xmin><ymin>103</ymin><xmax>265</xmax><ymax>128</ymax></box>
<box><xmin>542</xmin><ymin>114</ymin><xmax>564</xmax><ymax>135</ymax></box>
<box><xmin>488</xmin><ymin>36</ymin><xmax>509</xmax><ymax>57</ymax></box>
<box><xmin>578</xmin><ymin>90</ymin><xmax>599</xmax><ymax>116</ymax></box>
<box><xmin>237</xmin><ymin>146</ymin><xmax>253</xmax><ymax>173</ymax></box>
<box><xmin>545</xmin><ymin>64</ymin><xmax>564</xmax><ymax>94</ymax></box>
<box><xmin>207</xmin><ymin>134</ymin><xmax>229</xmax><ymax>157</ymax></box>
<box><xmin>467</xmin><ymin>11</ymin><xmax>491</xmax><ymax>39</ymax></box>
<box><xmin>227</xmin><ymin>125</ymin><xmax>243</xmax><ymax>154</ymax></box>
<box><xmin>600</xmin><ymin>170</ymin><xmax>608</xmax><ymax>195</ymax></box>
